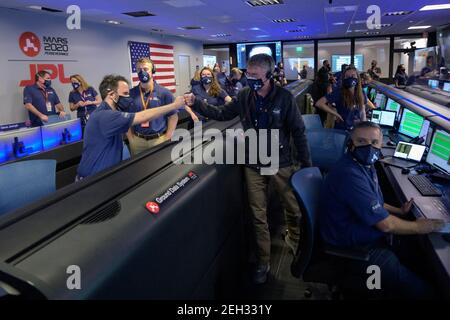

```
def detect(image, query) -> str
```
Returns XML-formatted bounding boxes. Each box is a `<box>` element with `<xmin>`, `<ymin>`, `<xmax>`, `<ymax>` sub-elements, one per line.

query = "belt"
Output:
<box><xmin>134</xmin><ymin>131</ymin><xmax>165</xmax><ymax>140</ymax></box>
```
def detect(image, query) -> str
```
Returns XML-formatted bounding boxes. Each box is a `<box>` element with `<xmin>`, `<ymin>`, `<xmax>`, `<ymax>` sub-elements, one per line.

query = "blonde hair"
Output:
<box><xmin>136</xmin><ymin>57</ymin><xmax>154</xmax><ymax>71</ymax></box>
<box><xmin>193</xmin><ymin>69</ymin><xmax>201</xmax><ymax>81</ymax></box>
<box><xmin>231</xmin><ymin>68</ymin><xmax>243</xmax><ymax>77</ymax></box>
<box><xmin>70</xmin><ymin>74</ymin><xmax>90</xmax><ymax>92</ymax></box>
<box><xmin>200</xmin><ymin>67</ymin><xmax>221</xmax><ymax>97</ymax></box>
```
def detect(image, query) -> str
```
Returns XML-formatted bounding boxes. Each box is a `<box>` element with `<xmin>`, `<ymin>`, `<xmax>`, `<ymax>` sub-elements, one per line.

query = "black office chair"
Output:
<box><xmin>290</xmin><ymin>167</ymin><xmax>370</xmax><ymax>299</ymax></box>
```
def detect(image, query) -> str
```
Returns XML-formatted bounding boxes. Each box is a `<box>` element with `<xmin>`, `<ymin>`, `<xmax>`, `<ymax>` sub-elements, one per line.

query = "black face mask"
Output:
<box><xmin>343</xmin><ymin>77</ymin><xmax>358</xmax><ymax>89</ymax></box>
<box><xmin>115</xmin><ymin>95</ymin><xmax>134</xmax><ymax>112</ymax></box>
<box><xmin>72</xmin><ymin>82</ymin><xmax>80</xmax><ymax>90</ymax></box>
<box><xmin>138</xmin><ymin>70</ymin><xmax>150</xmax><ymax>83</ymax></box>
<box><xmin>247</xmin><ymin>77</ymin><xmax>264</xmax><ymax>91</ymax></box>
<box><xmin>351</xmin><ymin>144</ymin><xmax>381</xmax><ymax>166</ymax></box>
<box><xmin>201</xmin><ymin>76</ymin><xmax>213</xmax><ymax>85</ymax></box>
<box><xmin>44</xmin><ymin>80</ymin><xmax>52</xmax><ymax>88</ymax></box>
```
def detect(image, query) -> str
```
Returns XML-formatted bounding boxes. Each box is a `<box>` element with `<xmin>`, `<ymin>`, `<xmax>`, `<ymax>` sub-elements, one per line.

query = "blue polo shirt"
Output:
<box><xmin>68</xmin><ymin>87</ymin><xmax>98</xmax><ymax>118</ymax></box>
<box><xmin>77</xmin><ymin>101</ymin><xmax>135</xmax><ymax>178</ymax></box>
<box><xmin>129</xmin><ymin>82</ymin><xmax>176</xmax><ymax>135</ymax></box>
<box><xmin>23</xmin><ymin>84</ymin><xmax>61</xmax><ymax>127</ymax></box>
<box><xmin>192</xmin><ymin>84</ymin><xmax>228</xmax><ymax>106</ymax></box>
<box><xmin>326</xmin><ymin>88</ymin><xmax>368</xmax><ymax>131</ymax></box>
<box><xmin>319</xmin><ymin>153</ymin><xmax>389</xmax><ymax>248</ymax></box>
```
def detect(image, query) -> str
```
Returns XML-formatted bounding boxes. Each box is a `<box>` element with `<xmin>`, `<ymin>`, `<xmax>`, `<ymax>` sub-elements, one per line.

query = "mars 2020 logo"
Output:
<box><xmin>19</xmin><ymin>32</ymin><xmax>41</xmax><ymax>57</ymax></box>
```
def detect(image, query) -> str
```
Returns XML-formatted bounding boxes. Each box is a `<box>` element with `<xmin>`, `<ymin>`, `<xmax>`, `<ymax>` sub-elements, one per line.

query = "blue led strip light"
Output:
<box><xmin>375</xmin><ymin>85</ymin><xmax>450</xmax><ymax>122</ymax></box>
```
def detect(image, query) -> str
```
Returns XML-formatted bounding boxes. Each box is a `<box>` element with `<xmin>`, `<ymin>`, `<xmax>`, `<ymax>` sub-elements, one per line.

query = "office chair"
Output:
<box><xmin>302</xmin><ymin>114</ymin><xmax>323</xmax><ymax>131</ymax></box>
<box><xmin>306</xmin><ymin>129</ymin><xmax>348</xmax><ymax>172</ymax></box>
<box><xmin>290</xmin><ymin>167</ymin><xmax>370</xmax><ymax>299</ymax></box>
<box><xmin>0</xmin><ymin>159</ymin><xmax>56</xmax><ymax>216</ymax></box>
<box><xmin>122</xmin><ymin>142</ymin><xmax>131</xmax><ymax>160</ymax></box>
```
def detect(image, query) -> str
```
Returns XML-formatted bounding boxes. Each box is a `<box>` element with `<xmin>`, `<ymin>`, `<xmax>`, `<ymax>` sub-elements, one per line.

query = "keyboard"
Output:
<box><xmin>408</xmin><ymin>175</ymin><xmax>442</xmax><ymax>197</ymax></box>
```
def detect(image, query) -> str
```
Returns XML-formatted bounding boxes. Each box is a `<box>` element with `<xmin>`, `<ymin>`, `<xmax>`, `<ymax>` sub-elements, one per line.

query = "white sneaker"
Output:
<box><xmin>253</xmin><ymin>264</ymin><xmax>270</xmax><ymax>284</ymax></box>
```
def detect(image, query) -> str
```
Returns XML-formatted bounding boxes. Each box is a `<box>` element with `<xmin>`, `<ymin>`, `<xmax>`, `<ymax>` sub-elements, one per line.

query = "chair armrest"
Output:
<box><xmin>323</xmin><ymin>246</ymin><xmax>370</xmax><ymax>262</ymax></box>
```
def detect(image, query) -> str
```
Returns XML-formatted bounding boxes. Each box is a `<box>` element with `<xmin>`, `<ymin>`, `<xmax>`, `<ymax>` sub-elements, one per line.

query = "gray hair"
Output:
<box><xmin>247</xmin><ymin>54</ymin><xmax>275</xmax><ymax>76</ymax></box>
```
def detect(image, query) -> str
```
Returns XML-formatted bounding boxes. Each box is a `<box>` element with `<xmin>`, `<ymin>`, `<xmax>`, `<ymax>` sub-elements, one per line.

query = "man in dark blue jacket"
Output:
<box><xmin>184</xmin><ymin>54</ymin><xmax>311</xmax><ymax>284</ymax></box>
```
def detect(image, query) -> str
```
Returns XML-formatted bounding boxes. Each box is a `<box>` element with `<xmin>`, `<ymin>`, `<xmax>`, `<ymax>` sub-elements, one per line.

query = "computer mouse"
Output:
<box><xmin>401</xmin><ymin>168</ymin><xmax>410</xmax><ymax>175</ymax></box>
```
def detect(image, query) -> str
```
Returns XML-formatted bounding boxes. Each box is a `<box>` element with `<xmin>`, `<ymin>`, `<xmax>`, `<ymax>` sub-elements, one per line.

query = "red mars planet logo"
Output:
<box><xmin>19</xmin><ymin>32</ymin><xmax>41</xmax><ymax>57</ymax></box>
<box><xmin>146</xmin><ymin>201</ymin><xmax>160</xmax><ymax>214</ymax></box>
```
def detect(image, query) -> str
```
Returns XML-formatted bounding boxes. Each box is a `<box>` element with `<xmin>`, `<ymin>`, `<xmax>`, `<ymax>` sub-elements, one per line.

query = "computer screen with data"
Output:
<box><xmin>394</xmin><ymin>142</ymin><xmax>426</xmax><ymax>161</ymax></box>
<box><xmin>385</xmin><ymin>98</ymin><xmax>401</xmax><ymax>119</ymax></box>
<box><xmin>398</xmin><ymin>109</ymin><xmax>426</xmax><ymax>138</ymax></box>
<box><xmin>426</xmin><ymin>129</ymin><xmax>450</xmax><ymax>174</ymax></box>
<box><xmin>428</xmin><ymin>79</ymin><xmax>439</xmax><ymax>89</ymax></box>
<box><xmin>370</xmin><ymin>110</ymin><xmax>396</xmax><ymax>127</ymax></box>
<box><xmin>443</xmin><ymin>82</ymin><xmax>450</xmax><ymax>92</ymax></box>
<box><xmin>374</xmin><ymin>93</ymin><xmax>386</xmax><ymax>109</ymax></box>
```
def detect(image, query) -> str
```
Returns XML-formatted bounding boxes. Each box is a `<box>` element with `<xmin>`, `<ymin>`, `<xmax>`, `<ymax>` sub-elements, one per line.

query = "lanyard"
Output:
<box><xmin>139</xmin><ymin>86</ymin><xmax>153</xmax><ymax>110</ymax></box>
<box><xmin>40</xmin><ymin>88</ymin><xmax>48</xmax><ymax>102</ymax></box>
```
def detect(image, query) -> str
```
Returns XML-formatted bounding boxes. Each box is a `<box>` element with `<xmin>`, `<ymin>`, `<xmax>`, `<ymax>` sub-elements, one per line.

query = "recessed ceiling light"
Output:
<box><xmin>211</xmin><ymin>33</ymin><xmax>231</xmax><ymax>37</ymax></box>
<box><xmin>333</xmin><ymin>22</ymin><xmax>346</xmax><ymax>26</ymax></box>
<box><xmin>151</xmin><ymin>28</ymin><xmax>163</xmax><ymax>32</ymax></box>
<box><xmin>249</xmin><ymin>27</ymin><xmax>260</xmax><ymax>31</ymax></box>
<box><xmin>256</xmin><ymin>35</ymin><xmax>270</xmax><ymax>38</ymax></box>
<box><xmin>408</xmin><ymin>25</ymin><xmax>431</xmax><ymax>30</ymax></box>
<box><xmin>286</xmin><ymin>29</ymin><xmax>305</xmax><ymax>33</ymax></box>
<box><xmin>123</xmin><ymin>11</ymin><xmax>156</xmax><ymax>17</ymax></box>
<box><xmin>178</xmin><ymin>26</ymin><xmax>204</xmax><ymax>30</ymax></box>
<box><xmin>272</xmin><ymin>18</ymin><xmax>296</xmax><ymax>23</ymax></box>
<box><xmin>384</xmin><ymin>11</ymin><xmax>413</xmax><ymax>16</ymax></box>
<box><xmin>420</xmin><ymin>4</ymin><xmax>450</xmax><ymax>11</ymax></box>
<box><xmin>246</xmin><ymin>0</ymin><xmax>284</xmax><ymax>7</ymax></box>
<box><xmin>105</xmin><ymin>20</ymin><xmax>122</xmax><ymax>25</ymax></box>
<box><xmin>352</xmin><ymin>20</ymin><xmax>366</xmax><ymax>24</ymax></box>
<box><xmin>365</xmin><ymin>31</ymin><xmax>380</xmax><ymax>35</ymax></box>
<box><xmin>27</xmin><ymin>5</ymin><xmax>63</xmax><ymax>12</ymax></box>
<box><xmin>354</xmin><ymin>29</ymin><xmax>368</xmax><ymax>32</ymax></box>
<box><xmin>374</xmin><ymin>23</ymin><xmax>392</xmax><ymax>28</ymax></box>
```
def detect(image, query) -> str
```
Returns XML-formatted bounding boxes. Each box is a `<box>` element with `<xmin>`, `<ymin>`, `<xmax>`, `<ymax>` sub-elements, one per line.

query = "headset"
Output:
<box><xmin>149</xmin><ymin>58</ymin><xmax>156</xmax><ymax>74</ymax></box>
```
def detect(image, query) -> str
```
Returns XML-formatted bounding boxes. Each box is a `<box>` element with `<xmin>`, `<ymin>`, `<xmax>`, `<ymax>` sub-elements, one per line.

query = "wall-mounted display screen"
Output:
<box><xmin>331</xmin><ymin>54</ymin><xmax>364</xmax><ymax>72</ymax></box>
<box><xmin>237</xmin><ymin>41</ymin><xmax>282</xmax><ymax>69</ymax></box>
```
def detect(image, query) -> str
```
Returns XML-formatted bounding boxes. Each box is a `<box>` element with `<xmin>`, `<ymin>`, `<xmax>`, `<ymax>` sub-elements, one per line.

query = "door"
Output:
<box><xmin>177</xmin><ymin>55</ymin><xmax>191</xmax><ymax>94</ymax></box>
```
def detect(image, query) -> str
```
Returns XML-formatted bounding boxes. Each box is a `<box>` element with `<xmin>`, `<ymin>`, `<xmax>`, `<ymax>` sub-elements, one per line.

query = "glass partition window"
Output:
<box><xmin>282</xmin><ymin>41</ymin><xmax>315</xmax><ymax>80</ymax></box>
<box><xmin>355</xmin><ymin>37</ymin><xmax>390</xmax><ymax>78</ymax></box>
<box><xmin>393</xmin><ymin>36</ymin><xmax>427</xmax><ymax>76</ymax></box>
<box><xmin>318</xmin><ymin>39</ymin><xmax>351</xmax><ymax>74</ymax></box>
<box><xmin>203</xmin><ymin>47</ymin><xmax>230</xmax><ymax>73</ymax></box>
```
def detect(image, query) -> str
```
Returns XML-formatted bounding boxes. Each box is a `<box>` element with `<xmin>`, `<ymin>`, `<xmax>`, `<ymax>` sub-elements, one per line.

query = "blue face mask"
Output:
<box><xmin>351</xmin><ymin>144</ymin><xmax>381</xmax><ymax>166</ymax></box>
<box><xmin>116</xmin><ymin>95</ymin><xmax>134</xmax><ymax>112</ymax></box>
<box><xmin>247</xmin><ymin>77</ymin><xmax>264</xmax><ymax>91</ymax></box>
<box><xmin>201</xmin><ymin>76</ymin><xmax>213</xmax><ymax>85</ymax></box>
<box><xmin>138</xmin><ymin>70</ymin><xmax>150</xmax><ymax>83</ymax></box>
<box><xmin>343</xmin><ymin>77</ymin><xmax>358</xmax><ymax>89</ymax></box>
<box><xmin>44</xmin><ymin>80</ymin><xmax>52</xmax><ymax>88</ymax></box>
<box><xmin>72</xmin><ymin>82</ymin><xmax>80</xmax><ymax>90</ymax></box>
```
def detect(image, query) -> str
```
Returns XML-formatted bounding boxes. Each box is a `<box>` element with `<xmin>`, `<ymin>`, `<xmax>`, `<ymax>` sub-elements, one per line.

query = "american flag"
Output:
<box><xmin>128</xmin><ymin>41</ymin><xmax>176</xmax><ymax>93</ymax></box>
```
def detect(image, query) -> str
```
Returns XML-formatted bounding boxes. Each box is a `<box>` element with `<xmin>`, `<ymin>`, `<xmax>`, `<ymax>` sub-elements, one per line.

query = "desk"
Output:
<box><xmin>379</xmin><ymin>145</ymin><xmax>450</xmax><ymax>296</ymax></box>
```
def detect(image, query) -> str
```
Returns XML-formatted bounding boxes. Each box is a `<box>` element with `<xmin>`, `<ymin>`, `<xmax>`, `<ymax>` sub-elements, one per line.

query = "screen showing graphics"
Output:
<box><xmin>426</xmin><ymin>129</ymin><xmax>450</xmax><ymax>174</ymax></box>
<box><xmin>370</xmin><ymin>110</ymin><xmax>396</xmax><ymax>127</ymax></box>
<box><xmin>428</xmin><ymin>79</ymin><xmax>439</xmax><ymax>89</ymax></box>
<box><xmin>331</xmin><ymin>54</ymin><xmax>364</xmax><ymax>72</ymax></box>
<box><xmin>237</xmin><ymin>41</ymin><xmax>282</xmax><ymax>69</ymax></box>
<box><xmin>374</xmin><ymin>93</ymin><xmax>386</xmax><ymax>109</ymax></box>
<box><xmin>394</xmin><ymin>142</ymin><xmax>426</xmax><ymax>161</ymax></box>
<box><xmin>385</xmin><ymin>98</ymin><xmax>401</xmax><ymax>119</ymax></box>
<box><xmin>398</xmin><ymin>109</ymin><xmax>426</xmax><ymax>138</ymax></box>
<box><xmin>444</xmin><ymin>82</ymin><xmax>450</xmax><ymax>92</ymax></box>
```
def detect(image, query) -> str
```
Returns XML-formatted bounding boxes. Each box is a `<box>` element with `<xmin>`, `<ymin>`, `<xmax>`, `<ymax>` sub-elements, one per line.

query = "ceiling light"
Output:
<box><xmin>246</xmin><ymin>0</ymin><xmax>284</xmax><ymax>7</ymax></box>
<box><xmin>27</xmin><ymin>5</ymin><xmax>63</xmax><ymax>12</ymax></box>
<box><xmin>211</xmin><ymin>33</ymin><xmax>231</xmax><ymax>37</ymax></box>
<box><xmin>286</xmin><ymin>29</ymin><xmax>305</xmax><ymax>33</ymax></box>
<box><xmin>272</xmin><ymin>18</ymin><xmax>296</xmax><ymax>23</ymax></box>
<box><xmin>384</xmin><ymin>11</ymin><xmax>413</xmax><ymax>16</ymax></box>
<box><xmin>178</xmin><ymin>26</ymin><xmax>204</xmax><ymax>30</ymax></box>
<box><xmin>365</xmin><ymin>31</ymin><xmax>380</xmax><ymax>35</ymax></box>
<box><xmin>352</xmin><ymin>20</ymin><xmax>366</xmax><ymax>24</ymax></box>
<box><xmin>420</xmin><ymin>4</ymin><xmax>450</xmax><ymax>11</ymax></box>
<box><xmin>123</xmin><ymin>11</ymin><xmax>156</xmax><ymax>17</ymax></box>
<box><xmin>105</xmin><ymin>20</ymin><xmax>122</xmax><ymax>25</ymax></box>
<box><xmin>333</xmin><ymin>22</ymin><xmax>346</xmax><ymax>25</ymax></box>
<box><xmin>408</xmin><ymin>25</ymin><xmax>431</xmax><ymax>29</ymax></box>
<box><xmin>249</xmin><ymin>27</ymin><xmax>260</xmax><ymax>31</ymax></box>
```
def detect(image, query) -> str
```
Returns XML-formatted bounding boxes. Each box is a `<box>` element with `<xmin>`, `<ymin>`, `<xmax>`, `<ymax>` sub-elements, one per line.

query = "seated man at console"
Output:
<box><xmin>76</xmin><ymin>75</ymin><xmax>185</xmax><ymax>179</ymax></box>
<box><xmin>319</xmin><ymin>121</ymin><xmax>445</xmax><ymax>299</ymax></box>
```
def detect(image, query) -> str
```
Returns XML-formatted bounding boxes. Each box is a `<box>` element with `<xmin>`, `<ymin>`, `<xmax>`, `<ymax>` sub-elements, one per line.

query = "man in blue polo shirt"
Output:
<box><xmin>319</xmin><ymin>121</ymin><xmax>445</xmax><ymax>298</ymax></box>
<box><xmin>76</xmin><ymin>74</ymin><xmax>185</xmax><ymax>179</ymax></box>
<box><xmin>23</xmin><ymin>70</ymin><xmax>67</xmax><ymax>126</ymax></box>
<box><xmin>127</xmin><ymin>57</ymin><xmax>179</xmax><ymax>156</ymax></box>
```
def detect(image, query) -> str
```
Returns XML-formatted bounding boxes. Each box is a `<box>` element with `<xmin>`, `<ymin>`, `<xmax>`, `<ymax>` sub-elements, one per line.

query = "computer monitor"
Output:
<box><xmin>41</xmin><ymin>119</ymin><xmax>82</xmax><ymax>151</ymax></box>
<box><xmin>385</xmin><ymin>98</ymin><xmax>401</xmax><ymax>119</ymax></box>
<box><xmin>369</xmin><ymin>89</ymin><xmax>377</xmax><ymax>101</ymax></box>
<box><xmin>370</xmin><ymin>110</ymin><xmax>396</xmax><ymax>127</ymax></box>
<box><xmin>443</xmin><ymin>82</ymin><xmax>450</xmax><ymax>92</ymax></box>
<box><xmin>0</xmin><ymin>127</ymin><xmax>43</xmax><ymax>164</ymax></box>
<box><xmin>398</xmin><ymin>109</ymin><xmax>427</xmax><ymax>138</ymax></box>
<box><xmin>236</xmin><ymin>41</ymin><xmax>282</xmax><ymax>69</ymax></box>
<box><xmin>428</xmin><ymin>79</ymin><xmax>439</xmax><ymax>89</ymax></box>
<box><xmin>426</xmin><ymin>129</ymin><xmax>450</xmax><ymax>174</ymax></box>
<box><xmin>394</xmin><ymin>142</ymin><xmax>426</xmax><ymax>162</ymax></box>
<box><xmin>374</xmin><ymin>93</ymin><xmax>387</xmax><ymax>109</ymax></box>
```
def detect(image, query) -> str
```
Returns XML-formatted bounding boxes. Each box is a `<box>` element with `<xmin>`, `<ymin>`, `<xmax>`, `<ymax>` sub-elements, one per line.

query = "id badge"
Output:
<box><xmin>141</xmin><ymin>121</ymin><xmax>150</xmax><ymax>128</ymax></box>
<box><xmin>46</xmin><ymin>101</ymin><xmax>52</xmax><ymax>112</ymax></box>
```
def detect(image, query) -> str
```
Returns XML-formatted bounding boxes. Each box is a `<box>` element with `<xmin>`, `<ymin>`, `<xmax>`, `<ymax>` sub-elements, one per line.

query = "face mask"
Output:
<box><xmin>115</xmin><ymin>95</ymin><xmax>134</xmax><ymax>112</ymax></box>
<box><xmin>44</xmin><ymin>80</ymin><xmax>51</xmax><ymax>88</ymax></box>
<box><xmin>138</xmin><ymin>70</ymin><xmax>150</xmax><ymax>83</ymax></box>
<box><xmin>201</xmin><ymin>76</ymin><xmax>213</xmax><ymax>85</ymax></box>
<box><xmin>72</xmin><ymin>82</ymin><xmax>80</xmax><ymax>90</ymax></box>
<box><xmin>343</xmin><ymin>77</ymin><xmax>358</xmax><ymax>88</ymax></box>
<box><xmin>247</xmin><ymin>77</ymin><xmax>264</xmax><ymax>91</ymax></box>
<box><xmin>351</xmin><ymin>144</ymin><xmax>381</xmax><ymax>166</ymax></box>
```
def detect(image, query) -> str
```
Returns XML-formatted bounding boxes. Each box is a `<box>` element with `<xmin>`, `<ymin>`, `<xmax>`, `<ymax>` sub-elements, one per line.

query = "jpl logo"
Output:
<box><xmin>146</xmin><ymin>202</ymin><xmax>160</xmax><ymax>214</ymax></box>
<box><xmin>19</xmin><ymin>32</ymin><xmax>41</xmax><ymax>57</ymax></box>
